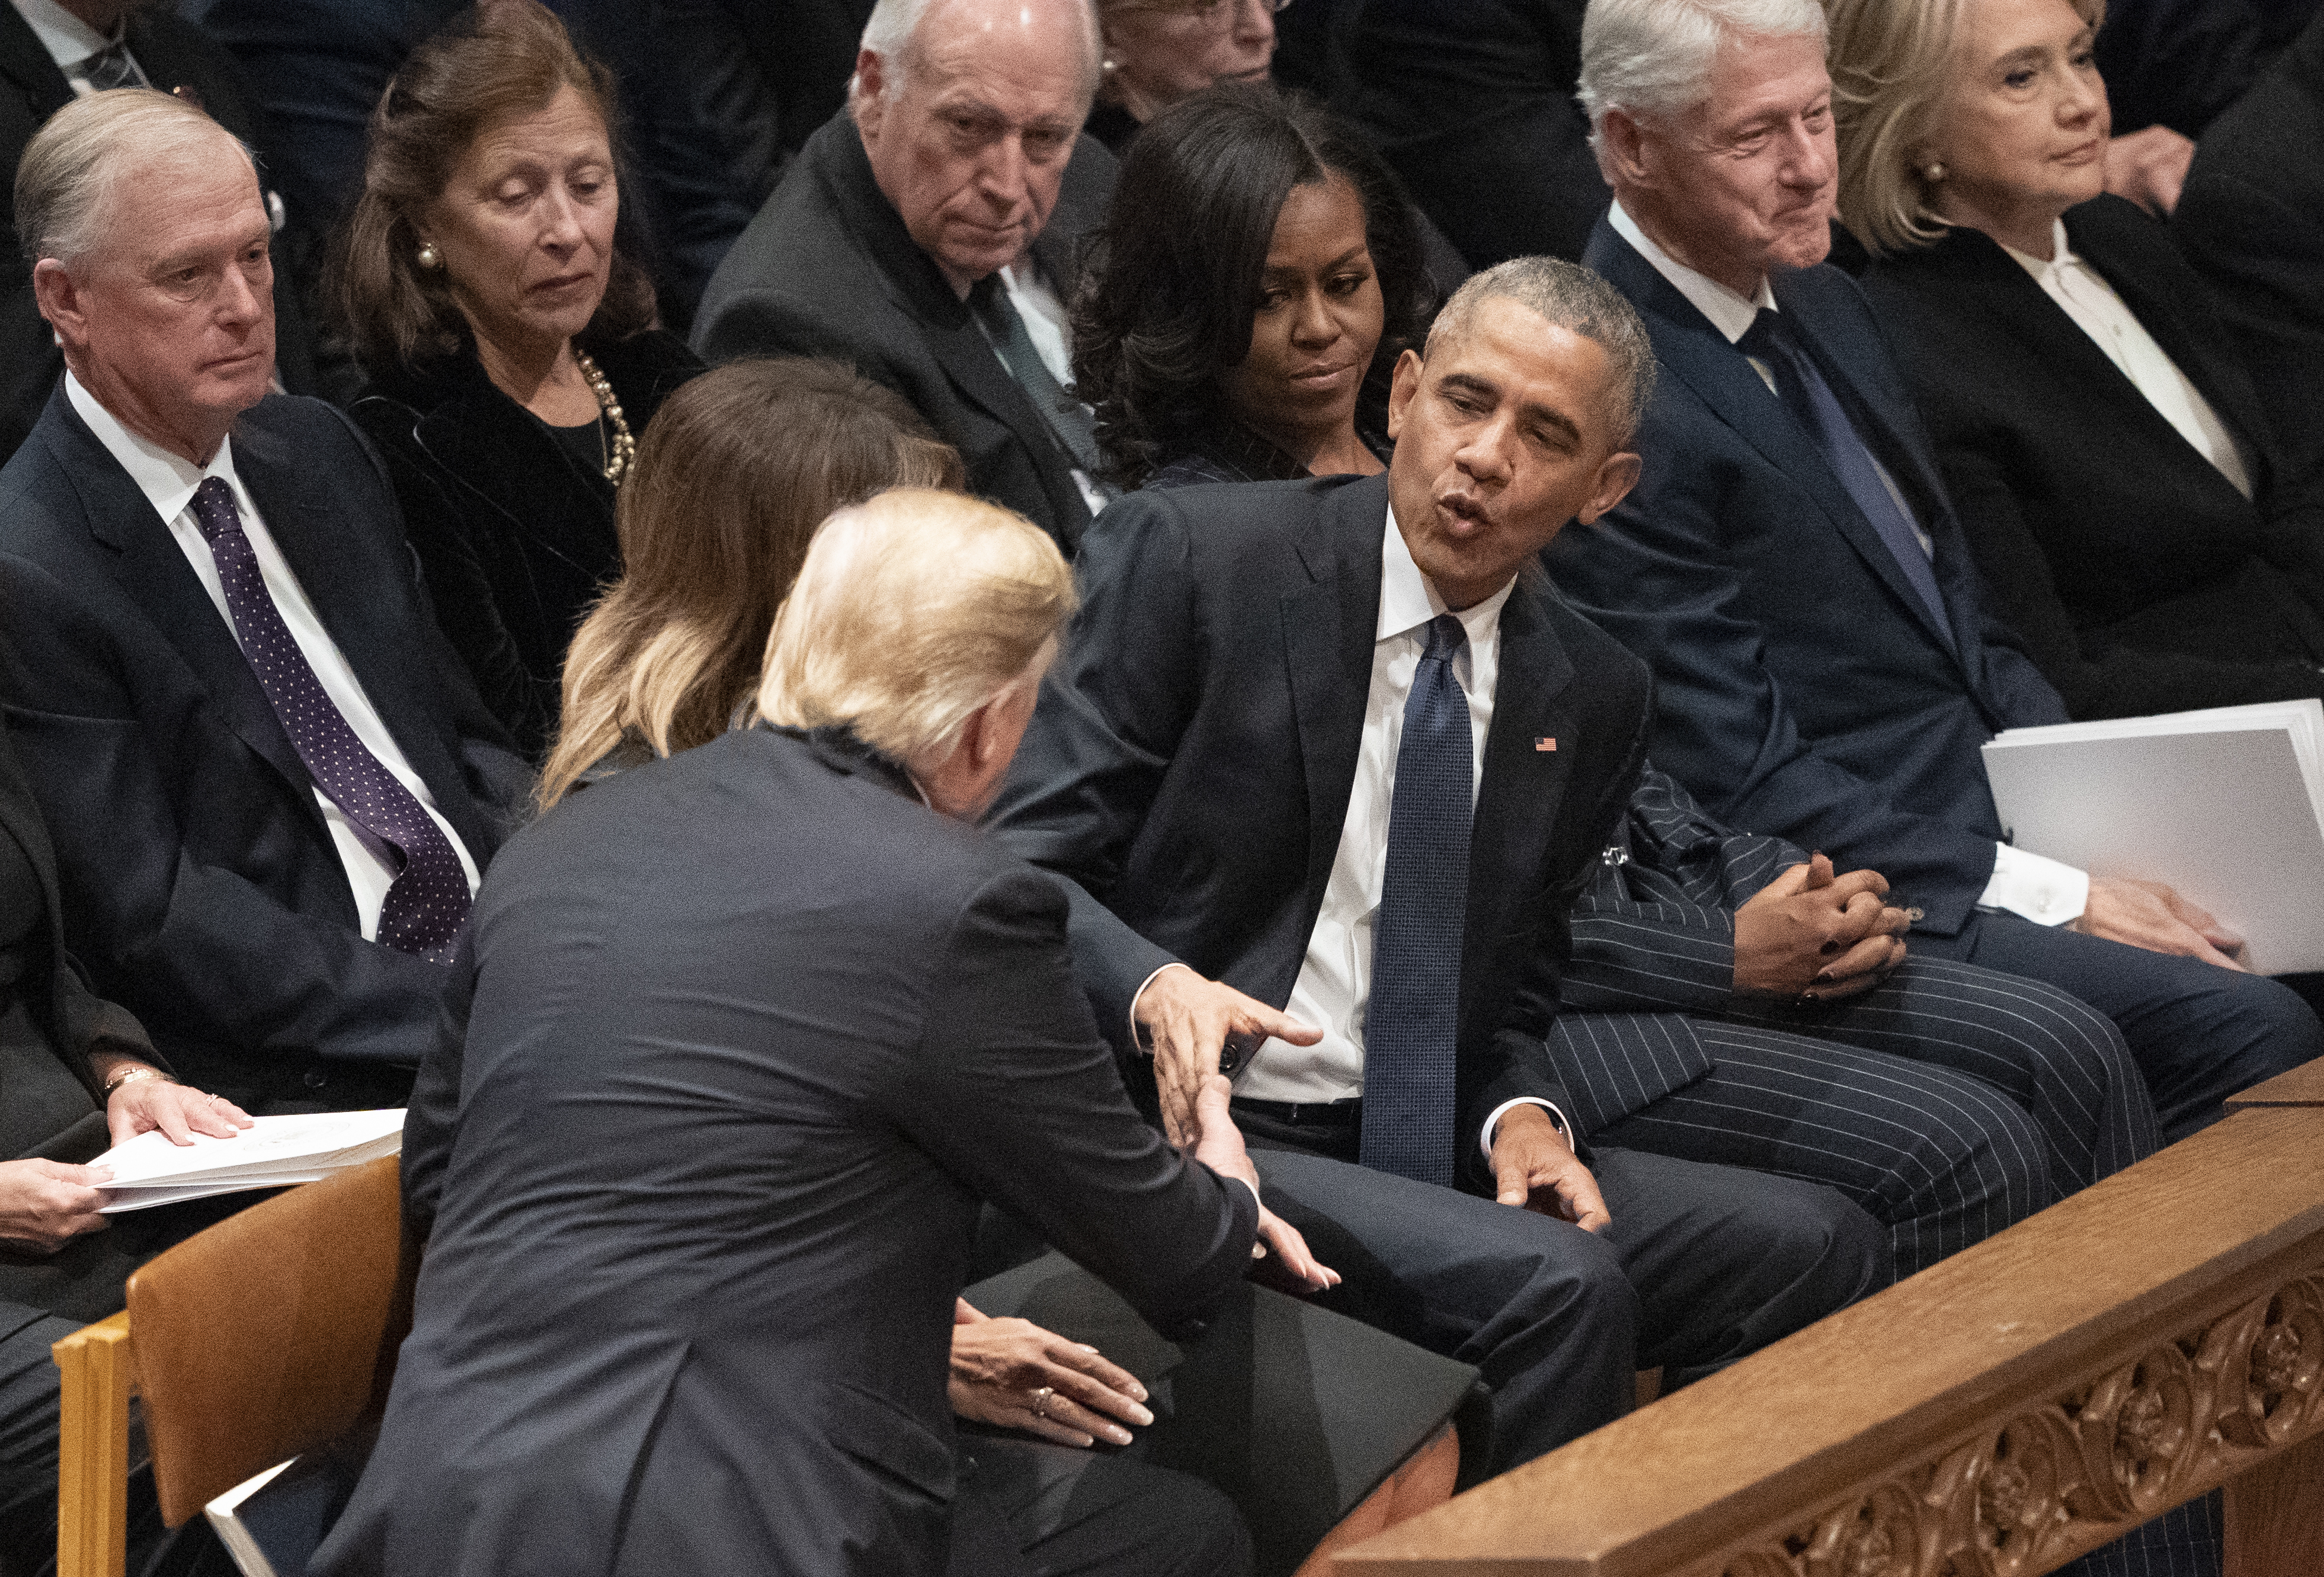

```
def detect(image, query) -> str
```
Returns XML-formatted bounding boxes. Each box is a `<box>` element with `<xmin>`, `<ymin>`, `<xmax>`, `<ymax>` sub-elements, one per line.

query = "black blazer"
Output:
<box><xmin>1861</xmin><ymin>195</ymin><xmax>2324</xmax><ymax>720</ymax></box>
<box><xmin>0</xmin><ymin>388</ymin><xmax>529</xmax><ymax>1110</ymax></box>
<box><xmin>350</xmin><ymin>331</ymin><xmax>702</xmax><ymax>761</ymax></box>
<box><xmin>2176</xmin><ymin>14</ymin><xmax>2324</xmax><ymax>535</ymax></box>
<box><xmin>320</xmin><ymin>725</ymin><xmax>1258</xmax><ymax>1577</ymax></box>
<box><xmin>989</xmin><ymin>472</ymin><xmax>1654</xmax><ymax>1191</ymax></box>
<box><xmin>0</xmin><ymin>3</ymin><xmax>317</xmax><ymax>464</ymax></box>
<box><xmin>1545</xmin><ymin>217</ymin><xmax>2071</xmax><ymax>937</ymax></box>
<box><xmin>691</xmin><ymin>110</ymin><xmax>1116</xmax><ymax>552</ymax></box>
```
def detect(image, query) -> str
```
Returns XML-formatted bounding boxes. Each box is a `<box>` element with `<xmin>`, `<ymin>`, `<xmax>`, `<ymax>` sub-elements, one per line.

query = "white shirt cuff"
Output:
<box><xmin>1128</xmin><ymin>961</ymin><xmax>1196</xmax><ymax>1052</ymax></box>
<box><xmin>1481</xmin><ymin>1097</ymin><xmax>1571</xmax><ymax>1160</ymax></box>
<box><xmin>1977</xmin><ymin>842</ymin><xmax>2089</xmax><ymax>927</ymax></box>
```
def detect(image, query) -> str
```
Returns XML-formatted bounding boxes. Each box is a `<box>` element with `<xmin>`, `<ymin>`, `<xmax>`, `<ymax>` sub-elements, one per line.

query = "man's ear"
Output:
<box><xmin>31</xmin><ymin>259</ymin><xmax>88</xmax><ymax>352</ymax></box>
<box><xmin>1601</xmin><ymin>108</ymin><xmax>1654</xmax><ymax>188</ymax></box>
<box><xmin>1385</xmin><ymin>347</ymin><xmax>1425</xmax><ymax>441</ymax></box>
<box><xmin>853</xmin><ymin>49</ymin><xmax>889</xmax><ymax>143</ymax></box>
<box><xmin>1576</xmin><ymin>450</ymin><xmax>1644</xmax><ymax>525</ymax></box>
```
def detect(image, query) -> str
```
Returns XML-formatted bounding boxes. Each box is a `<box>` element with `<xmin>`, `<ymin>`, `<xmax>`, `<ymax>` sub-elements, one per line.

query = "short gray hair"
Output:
<box><xmin>1423</xmin><ymin>257</ymin><xmax>1659</xmax><ymax>449</ymax></box>
<box><xmin>15</xmin><ymin>88</ymin><xmax>254</xmax><ymax>267</ymax></box>
<box><xmin>850</xmin><ymin>0</ymin><xmax>1102</xmax><ymax>108</ymax></box>
<box><xmin>1577</xmin><ymin>0</ymin><xmax>1827</xmax><ymax>166</ymax></box>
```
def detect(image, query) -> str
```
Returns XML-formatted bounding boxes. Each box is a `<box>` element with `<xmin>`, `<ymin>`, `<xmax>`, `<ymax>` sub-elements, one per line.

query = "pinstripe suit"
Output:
<box><xmin>1563</xmin><ymin>768</ymin><xmax>2158</xmax><ymax>1277</ymax></box>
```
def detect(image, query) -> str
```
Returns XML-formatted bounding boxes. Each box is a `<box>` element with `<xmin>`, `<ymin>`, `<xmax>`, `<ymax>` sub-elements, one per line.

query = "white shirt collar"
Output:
<box><xmin>1997</xmin><ymin>217</ymin><xmax>2081</xmax><ymax>287</ymax></box>
<box><xmin>9</xmin><ymin>0</ymin><xmax>116</xmax><ymax>71</ymax></box>
<box><xmin>1609</xmin><ymin>199</ymin><xmax>1776</xmax><ymax>346</ymax></box>
<box><xmin>66</xmin><ymin>371</ymin><xmax>241</xmax><ymax>528</ymax></box>
<box><xmin>1379</xmin><ymin>503</ymin><xmax>1516</xmax><ymax>643</ymax></box>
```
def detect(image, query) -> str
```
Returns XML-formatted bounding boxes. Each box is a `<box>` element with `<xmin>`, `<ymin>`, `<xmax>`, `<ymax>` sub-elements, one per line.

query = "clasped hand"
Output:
<box><xmin>1732</xmin><ymin>853</ymin><xmax>1911</xmax><ymax>1001</ymax></box>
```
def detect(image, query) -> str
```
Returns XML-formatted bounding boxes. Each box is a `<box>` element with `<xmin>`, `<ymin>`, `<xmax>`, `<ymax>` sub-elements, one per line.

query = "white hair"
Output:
<box><xmin>1576</xmin><ymin>0</ymin><xmax>1827</xmax><ymax>166</ymax></box>
<box><xmin>849</xmin><ymin>0</ymin><xmax>1102</xmax><ymax>108</ymax></box>
<box><xmin>15</xmin><ymin>88</ymin><xmax>257</xmax><ymax>267</ymax></box>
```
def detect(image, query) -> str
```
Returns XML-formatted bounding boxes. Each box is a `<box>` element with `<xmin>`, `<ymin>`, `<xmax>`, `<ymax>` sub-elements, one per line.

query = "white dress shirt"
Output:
<box><xmin>67</xmin><ymin>375</ymin><xmax>482</xmax><ymax>940</ymax></box>
<box><xmin>1137</xmin><ymin>508</ymin><xmax>1567</xmax><ymax>1155</ymax></box>
<box><xmin>2001</xmin><ymin>218</ymin><xmax>2255</xmax><ymax>500</ymax></box>
<box><xmin>1609</xmin><ymin>201</ymin><xmax>2086</xmax><ymax>927</ymax></box>
<box><xmin>8</xmin><ymin>0</ymin><xmax>148</xmax><ymax>91</ymax></box>
<box><xmin>997</xmin><ymin>259</ymin><xmax>1108</xmax><ymax>519</ymax></box>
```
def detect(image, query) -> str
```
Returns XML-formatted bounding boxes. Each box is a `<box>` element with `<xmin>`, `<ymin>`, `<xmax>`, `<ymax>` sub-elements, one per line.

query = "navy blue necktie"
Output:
<box><xmin>190</xmin><ymin>479</ymin><xmax>472</xmax><ymax>963</ymax></box>
<box><xmin>1362</xmin><ymin>613</ymin><xmax>1472</xmax><ymax>1187</ymax></box>
<box><xmin>1740</xmin><ymin>308</ymin><xmax>1952</xmax><ymax>643</ymax></box>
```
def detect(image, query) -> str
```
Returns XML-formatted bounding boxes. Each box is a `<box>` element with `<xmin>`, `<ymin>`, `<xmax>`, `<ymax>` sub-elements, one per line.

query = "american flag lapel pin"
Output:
<box><xmin>1535</xmin><ymin>737</ymin><xmax>1557</xmax><ymax>752</ymax></box>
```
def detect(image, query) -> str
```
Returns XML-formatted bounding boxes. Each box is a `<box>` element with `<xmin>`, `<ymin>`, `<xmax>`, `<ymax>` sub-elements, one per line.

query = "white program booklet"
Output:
<box><xmin>92</xmin><ymin>1108</ymin><xmax>405</xmax><ymax>1214</ymax></box>
<box><xmin>1982</xmin><ymin>698</ymin><xmax>2324</xmax><ymax>975</ymax></box>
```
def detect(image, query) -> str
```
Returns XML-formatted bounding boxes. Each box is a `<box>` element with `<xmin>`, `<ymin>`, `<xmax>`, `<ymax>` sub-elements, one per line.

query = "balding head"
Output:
<box><xmin>24</xmin><ymin>91</ymin><xmax>276</xmax><ymax>465</ymax></box>
<box><xmin>850</xmin><ymin>0</ymin><xmax>1102</xmax><ymax>293</ymax></box>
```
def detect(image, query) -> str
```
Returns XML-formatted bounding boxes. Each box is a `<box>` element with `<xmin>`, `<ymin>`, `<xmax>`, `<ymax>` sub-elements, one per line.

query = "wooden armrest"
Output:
<box><xmin>52</xmin><ymin>1311</ymin><xmax>135</xmax><ymax>1577</ymax></box>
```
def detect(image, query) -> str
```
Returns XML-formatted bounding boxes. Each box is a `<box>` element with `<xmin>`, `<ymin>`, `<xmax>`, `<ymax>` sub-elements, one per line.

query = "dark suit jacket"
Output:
<box><xmin>1330</xmin><ymin>0</ymin><xmax>1608</xmax><ymax>267</ymax></box>
<box><xmin>1860</xmin><ymin>195</ymin><xmax>2324</xmax><ymax>720</ymax></box>
<box><xmin>2176</xmin><ymin>13</ymin><xmax>2324</xmax><ymax>532</ymax></box>
<box><xmin>2093</xmin><ymin>0</ymin><xmax>2322</xmax><ymax>137</ymax></box>
<box><xmin>692</xmin><ymin>110</ymin><xmax>1116</xmax><ymax>552</ymax></box>
<box><xmin>350</xmin><ymin>330</ymin><xmax>702</xmax><ymax>761</ymax></box>
<box><xmin>0</xmin><ymin>388</ymin><xmax>529</xmax><ymax>1111</ymax></box>
<box><xmin>990</xmin><ymin>473</ymin><xmax>1654</xmax><ymax>1191</ymax></box>
<box><xmin>1544</xmin><ymin>217</ymin><xmax>2070</xmax><ymax>939</ymax></box>
<box><xmin>321</xmin><ymin>724</ymin><xmax>1258</xmax><ymax>1577</ymax></box>
<box><xmin>0</xmin><ymin>4</ymin><xmax>316</xmax><ymax>464</ymax></box>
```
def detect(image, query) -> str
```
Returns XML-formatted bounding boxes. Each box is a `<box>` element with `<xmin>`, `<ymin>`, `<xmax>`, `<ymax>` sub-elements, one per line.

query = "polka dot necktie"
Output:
<box><xmin>1361</xmin><ymin>613</ymin><xmax>1472</xmax><ymax>1187</ymax></box>
<box><xmin>190</xmin><ymin>478</ymin><xmax>471</xmax><ymax>963</ymax></box>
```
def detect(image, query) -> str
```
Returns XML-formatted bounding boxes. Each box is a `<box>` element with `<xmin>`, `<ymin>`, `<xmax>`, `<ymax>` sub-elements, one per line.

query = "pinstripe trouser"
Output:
<box><xmin>1589</xmin><ymin>957</ymin><xmax>2159</xmax><ymax>1280</ymax></box>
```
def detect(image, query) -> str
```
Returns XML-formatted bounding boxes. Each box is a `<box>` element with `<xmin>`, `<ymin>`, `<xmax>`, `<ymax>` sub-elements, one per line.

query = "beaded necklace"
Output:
<box><xmin>572</xmin><ymin>349</ymin><xmax>635</xmax><ymax>485</ymax></box>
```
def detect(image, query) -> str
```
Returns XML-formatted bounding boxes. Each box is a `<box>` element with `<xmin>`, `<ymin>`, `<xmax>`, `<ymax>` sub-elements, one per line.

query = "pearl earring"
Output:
<box><xmin>1922</xmin><ymin>161</ymin><xmax>1947</xmax><ymax>182</ymax></box>
<box><xmin>415</xmin><ymin>242</ymin><xmax>442</xmax><ymax>270</ymax></box>
<box><xmin>1100</xmin><ymin>55</ymin><xmax>1118</xmax><ymax>76</ymax></box>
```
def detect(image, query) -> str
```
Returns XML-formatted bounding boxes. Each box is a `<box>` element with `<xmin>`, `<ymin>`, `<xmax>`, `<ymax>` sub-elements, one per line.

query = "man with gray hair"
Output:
<box><xmin>692</xmin><ymin>0</ymin><xmax>1115</xmax><ymax>552</ymax></box>
<box><xmin>1548</xmin><ymin>7</ymin><xmax>2312</xmax><ymax>1568</ymax></box>
<box><xmin>994</xmin><ymin>255</ymin><xmax>1886</xmax><ymax>1485</ymax></box>
<box><xmin>0</xmin><ymin>89</ymin><xmax>527</xmax><ymax>1114</ymax></box>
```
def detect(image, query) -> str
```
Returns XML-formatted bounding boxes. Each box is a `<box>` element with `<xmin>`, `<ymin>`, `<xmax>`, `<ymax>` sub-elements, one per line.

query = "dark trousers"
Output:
<box><xmin>1914</xmin><ymin>911</ymin><xmax>2322</xmax><ymax>1140</ymax></box>
<box><xmin>1228</xmin><ymin>1108</ymin><xmax>1885</xmax><ymax>1485</ymax></box>
<box><xmin>946</xmin><ymin>1435</ymin><xmax>1251</xmax><ymax>1577</ymax></box>
<box><xmin>1595</xmin><ymin>957</ymin><xmax>2160</xmax><ymax>1278</ymax></box>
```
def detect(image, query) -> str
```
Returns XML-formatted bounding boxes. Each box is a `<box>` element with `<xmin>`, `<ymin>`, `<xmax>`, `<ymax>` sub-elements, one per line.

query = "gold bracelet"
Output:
<box><xmin>100</xmin><ymin>1065</ymin><xmax>174</xmax><ymax>1099</ymax></box>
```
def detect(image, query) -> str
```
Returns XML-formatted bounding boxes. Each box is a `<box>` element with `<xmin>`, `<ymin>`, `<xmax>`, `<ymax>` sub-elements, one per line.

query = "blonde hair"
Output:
<box><xmin>1826</xmin><ymin>0</ymin><xmax>2105</xmax><ymax>257</ymax></box>
<box><xmin>756</xmin><ymin>489</ymin><xmax>1076</xmax><ymax>770</ymax></box>
<box><xmin>536</xmin><ymin>360</ymin><xmax>962</xmax><ymax>812</ymax></box>
<box><xmin>15</xmin><ymin>89</ymin><xmax>252</xmax><ymax>266</ymax></box>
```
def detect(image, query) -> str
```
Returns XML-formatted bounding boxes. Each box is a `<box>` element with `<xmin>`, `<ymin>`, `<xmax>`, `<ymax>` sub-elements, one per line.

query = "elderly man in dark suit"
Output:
<box><xmin>994</xmin><ymin>257</ymin><xmax>1885</xmax><ymax>1487</ymax></box>
<box><xmin>1544</xmin><ymin>0</ymin><xmax>2317</xmax><ymax>1154</ymax></box>
<box><xmin>0</xmin><ymin>89</ymin><xmax>527</xmax><ymax>1116</ymax></box>
<box><xmin>1</xmin><ymin>0</ymin><xmax>315</xmax><ymax>463</ymax></box>
<box><xmin>692</xmin><ymin>0</ymin><xmax>1114</xmax><ymax>551</ymax></box>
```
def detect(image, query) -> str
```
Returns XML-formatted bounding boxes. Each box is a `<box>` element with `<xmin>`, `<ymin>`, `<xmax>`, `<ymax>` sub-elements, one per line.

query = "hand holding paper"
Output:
<box><xmin>91</xmin><ymin>1109</ymin><xmax>405</xmax><ymax>1214</ymax></box>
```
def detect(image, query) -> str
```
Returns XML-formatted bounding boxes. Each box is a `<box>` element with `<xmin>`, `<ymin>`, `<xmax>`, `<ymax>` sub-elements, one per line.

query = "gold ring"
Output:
<box><xmin>1029</xmin><ymin>1386</ymin><xmax>1055</xmax><ymax>1418</ymax></box>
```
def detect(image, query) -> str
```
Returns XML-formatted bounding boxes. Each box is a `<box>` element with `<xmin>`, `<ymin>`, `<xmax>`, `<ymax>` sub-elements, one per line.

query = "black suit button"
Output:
<box><xmin>303</xmin><ymin>1068</ymin><xmax>328</xmax><ymax>1090</ymax></box>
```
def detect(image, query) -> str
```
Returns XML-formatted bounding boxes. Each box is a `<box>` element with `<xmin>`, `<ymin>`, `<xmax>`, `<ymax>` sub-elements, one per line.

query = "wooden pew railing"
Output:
<box><xmin>1339</xmin><ymin>1063</ymin><xmax>2324</xmax><ymax>1577</ymax></box>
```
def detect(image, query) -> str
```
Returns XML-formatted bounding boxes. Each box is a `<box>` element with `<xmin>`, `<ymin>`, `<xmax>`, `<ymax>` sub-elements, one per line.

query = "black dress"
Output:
<box><xmin>350</xmin><ymin>329</ymin><xmax>704</xmax><ymax>761</ymax></box>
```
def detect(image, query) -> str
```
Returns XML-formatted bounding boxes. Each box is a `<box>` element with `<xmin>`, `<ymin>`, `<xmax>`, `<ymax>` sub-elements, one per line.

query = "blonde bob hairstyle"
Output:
<box><xmin>1826</xmin><ymin>0</ymin><xmax>2105</xmax><ymax>257</ymax></box>
<box><xmin>756</xmin><ymin>489</ymin><xmax>1075</xmax><ymax>771</ymax></box>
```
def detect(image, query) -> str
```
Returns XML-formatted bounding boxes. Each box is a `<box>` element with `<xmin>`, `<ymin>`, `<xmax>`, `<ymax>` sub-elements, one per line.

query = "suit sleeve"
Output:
<box><xmin>0</xmin><ymin>553</ymin><xmax>467</xmax><ymax>1069</ymax></box>
<box><xmin>987</xmin><ymin>492</ymin><xmax>1206</xmax><ymax>1040</ymax></box>
<box><xmin>888</xmin><ymin>866</ymin><xmax>1257</xmax><ymax>1337</ymax></box>
<box><xmin>1556</xmin><ymin>467</ymin><xmax>2012</xmax><ymax>930</ymax></box>
<box><xmin>396</xmin><ymin>928</ymin><xmax>476</xmax><ymax>1248</ymax></box>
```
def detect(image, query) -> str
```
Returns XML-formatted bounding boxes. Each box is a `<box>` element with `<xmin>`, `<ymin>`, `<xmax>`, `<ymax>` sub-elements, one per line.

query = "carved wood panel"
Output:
<box><xmin>1714</xmin><ymin>1274</ymin><xmax>2324</xmax><ymax>1577</ymax></box>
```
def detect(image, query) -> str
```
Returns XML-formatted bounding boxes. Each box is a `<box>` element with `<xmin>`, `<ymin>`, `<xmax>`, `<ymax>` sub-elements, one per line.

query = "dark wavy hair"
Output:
<box><xmin>329</xmin><ymin>0</ymin><xmax>658</xmax><ymax>379</ymax></box>
<box><xmin>1071</xmin><ymin>84</ymin><xmax>1439</xmax><ymax>491</ymax></box>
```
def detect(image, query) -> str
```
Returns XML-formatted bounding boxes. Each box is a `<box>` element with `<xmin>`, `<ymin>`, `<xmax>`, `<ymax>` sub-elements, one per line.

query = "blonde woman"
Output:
<box><xmin>536</xmin><ymin>356</ymin><xmax>960</xmax><ymax>810</ymax></box>
<box><xmin>1829</xmin><ymin>0</ymin><xmax>2324</xmax><ymax>722</ymax></box>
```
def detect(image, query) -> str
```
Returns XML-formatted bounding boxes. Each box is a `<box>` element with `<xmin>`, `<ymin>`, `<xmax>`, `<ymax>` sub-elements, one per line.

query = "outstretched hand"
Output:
<box><xmin>949</xmin><ymin>1301</ymin><xmax>1153</xmax><ymax>1448</ymax></box>
<box><xmin>1490</xmin><ymin>1104</ymin><xmax>1609</xmax><ymax>1233</ymax></box>
<box><xmin>2077</xmin><ymin>877</ymin><xmax>2247</xmax><ymax>971</ymax></box>
<box><xmin>1135</xmin><ymin>964</ymin><xmax>1320</xmax><ymax>1148</ymax></box>
<box><xmin>1733</xmin><ymin>853</ymin><xmax>1910</xmax><ymax>1001</ymax></box>
<box><xmin>105</xmin><ymin>1073</ymin><xmax>253</xmax><ymax>1148</ymax></box>
<box><xmin>1186</xmin><ymin>1075</ymin><xmax>1340</xmax><ymax>1294</ymax></box>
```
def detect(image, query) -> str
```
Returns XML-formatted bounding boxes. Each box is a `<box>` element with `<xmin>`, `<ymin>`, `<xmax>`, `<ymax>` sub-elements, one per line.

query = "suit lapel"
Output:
<box><xmin>1464</xmin><ymin>580</ymin><xmax>1575</xmax><ymax>1003</ymax></box>
<box><xmin>41</xmin><ymin>394</ymin><xmax>317</xmax><ymax>809</ymax></box>
<box><xmin>1593</xmin><ymin>226</ymin><xmax>1963</xmax><ymax>658</ymax></box>
<box><xmin>0</xmin><ymin>7</ymin><xmax>72</xmax><ymax>118</ymax></box>
<box><xmin>1282</xmin><ymin>477</ymin><xmax>1388</xmax><ymax>920</ymax></box>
